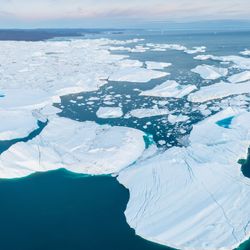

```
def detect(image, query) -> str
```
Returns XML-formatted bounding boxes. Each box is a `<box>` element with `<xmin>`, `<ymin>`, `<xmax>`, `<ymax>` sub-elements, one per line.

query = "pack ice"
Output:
<box><xmin>0</xmin><ymin>117</ymin><xmax>146</xmax><ymax>178</ymax></box>
<box><xmin>118</xmin><ymin>108</ymin><xmax>250</xmax><ymax>250</ymax></box>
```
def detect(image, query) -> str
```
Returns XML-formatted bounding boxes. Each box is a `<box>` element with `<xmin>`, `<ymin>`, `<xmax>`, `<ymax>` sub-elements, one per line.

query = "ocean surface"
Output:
<box><xmin>0</xmin><ymin>29</ymin><xmax>250</xmax><ymax>250</ymax></box>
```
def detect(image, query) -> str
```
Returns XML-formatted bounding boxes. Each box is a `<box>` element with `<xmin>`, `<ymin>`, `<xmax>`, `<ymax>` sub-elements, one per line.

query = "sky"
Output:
<box><xmin>0</xmin><ymin>0</ymin><xmax>250</xmax><ymax>28</ymax></box>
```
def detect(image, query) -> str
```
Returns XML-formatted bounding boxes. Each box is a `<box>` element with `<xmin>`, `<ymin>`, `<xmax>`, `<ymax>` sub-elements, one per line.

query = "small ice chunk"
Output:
<box><xmin>129</xmin><ymin>108</ymin><xmax>169</xmax><ymax>118</ymax></box>
<box><xmin>96</xmin><ymin>107</ymin><xmax>123</xmax><ymax>118</ymax></box>
<box><xmin>145</xmin><ymin>61</ymin><xmax>172</xmax><ymax>70</ymax></box>
<box><xmin>168</xmin><ymin>114</ymin><xmax>189</xmax><ymax>124</ymax></box>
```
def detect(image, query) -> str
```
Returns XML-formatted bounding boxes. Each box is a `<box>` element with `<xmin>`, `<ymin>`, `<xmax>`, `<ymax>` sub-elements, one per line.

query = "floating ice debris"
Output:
<box><xmin>168</xmin><ymin>114</ymin><xmax>189</xmax><ymax>124</ymax></box>
<box><xmin>191</xmin><ymin>65</ymin><xmax>228</xmax><ymax>80</ymax></box>
<box><xmin>184</xmin><ymin>46</ymin><xmax>206</xmax><ymax>54</ymax></box>
<box><xmin>128</xmin><ymin>108</ymin><xmax>169</xmax><ymax>119</ymax></box>
<box><xmin>188</xmin><ymin>81</ymin><xmax>250</xmax><ymax>103</ymax></box>
<box><xmin>0</xmin><ymin>117</ymin><xmax>146</xmax><ymax>178</ymax></box>
<box><xmin>240</xmin><ymin>49</ymin><xmax>250</xmax><ymax>56</ymax></box>
<box><xmin>228</xmin><ymin>71</ymin><xmax>250</xmax><ymax>83</ymax></box>
<box><xmin>118</xmin><ymin>108</ymin><xmax>250</xmax><ymax>250</ymax></box>
<box><xmin>145</xmin><ymin>61</ymin><xmax>172</xmax><ymax>70</ymax></box>
<box><xmin>194</xmin><ymin>54</ymin><xmax>250</xmax><ymax>70</ymax></box>
<box><xmin>109</xmin><ymin>67</ymin><xmax>168</xmax><ymax>83</ymax></box>
<box><xmin>96</xmin><ymin>107</ymin><xmax>123</xmax><ymax>118</ymax></box>
<box><xmin>140</xmin><ymin>80</ymin><xmax>197</xmax><ymax>98</ymax></box>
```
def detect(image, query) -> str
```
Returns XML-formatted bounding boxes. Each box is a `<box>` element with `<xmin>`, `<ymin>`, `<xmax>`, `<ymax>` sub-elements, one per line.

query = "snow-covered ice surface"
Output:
<box><xmin>118</xmin><ymin>108</ymin><xmax>250</xmax><ymax>250</ymax></box>
<box><xmin>128</xmin><ymin>108</ymin><xmax>169</xmax><ymax>119</ymax></box>
<box><xmin>96</xmin><ymin>107</ymin><xmax>123</xmax><ymax>118</ymax></box>
<box><xmin>191</xmin><ymin>65</ymin><xmax>228</xmax><ymax>80</ymax></box>
<box><xmin>0</xmin><ymin>117</ymin><xmax>146</xmax><ymax>178</ymax></box>
<box><xmin>140</xmin><ymin>80</ymin><xmax>197</xmax><ymax>98</ymax></box>
<box><xmin>0</xmin><ymin>109</ymin><xmax>41</xmax><ymax>140</ymax></box>
<box><xmin>109</xmin><ymin>67</ymin><xmax>168</xmax><ymax>83</ymax></box>
<box><xmin>188</xmin><ymin>81</ymin><xmax>250</xmax><ymax>103</ymax></box>
<box><xmin>228</xmin><ymin>71</ymin><xmax>250</xmax><ymax>83</ymax></box>
<box><xmin>145</xmin><ymin>61</ymin><xmax>172</xmax><ymax>70</ymax></box>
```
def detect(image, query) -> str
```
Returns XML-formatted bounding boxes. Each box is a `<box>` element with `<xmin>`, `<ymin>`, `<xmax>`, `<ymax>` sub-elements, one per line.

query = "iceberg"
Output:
<box><xmin>118</xmin><ymin>108</ymin><xmax>250</xmax><ymax>250</ymax></box>
<box><xmin>191</xmin><ymin>65</ymin><xmax>228</xmax><ymax>80</ymax></box>
<box><xmin>188</xmin><ymin>81</ymin><xmax>250</xmax><ymax>103</ymax></box>
<box><xmin>96</xmin><ymin>107</ymin><xmax>123</xmax><ymax>119</ymax></box>
<box><xmin>0</xmin><ymin>117</ymin><xmax>146</xmax><ymax>178</ymax></box>
<box><xmin>140</xmin><ymin>80</ymin><xmax>197</xmax><ymax>98</ymax></box>
<box><xmin>109</xmin><ymin>67</ymin><xmax>168</xmax><ymax>83</ymax></box>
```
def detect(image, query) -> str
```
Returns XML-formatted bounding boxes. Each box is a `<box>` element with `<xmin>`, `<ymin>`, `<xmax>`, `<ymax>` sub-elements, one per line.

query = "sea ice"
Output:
<box><xmin>0</xmin><ymin>117</ymin><xmax>146</xmax><ymax>178</ymax></box>
<box><xmin>140</xmin><ymin>80</ymin><xmax>197</xmax><ymax>98</ymax></box>
<box><xmin>0</xmin><ymin>109</ymin><xmax>41</xmax><ymax>140</ymax></box>
<box><xmin>118</xmin><ymin>108</ymin><xmax>250</xmax><ymax>250</ymax></box>
<box><xmin>109</xmin><ymin>67</ymin><xmax>168</xmax><ymax>83</ymax></box>
<box><xmin>228</xmin><ymin>71</ymin><xmax>250</xmax><ymax>83</ymax></box>
<box><xmin>191</xmin><ymin>65</ymin><xmax>228</xmax><ymax>80</ymax></box>
<box><xmin>128</xmin><ymin>108</ymin><xmax>169</xmax><ymax>118</ymax></box>
<box><xmin>96</xmin><ymin>107</ymin><xmax>123</xmax><ymax>118</ymax></box>
<box><xmin>145</xmin><ymin>61</ymin><xmax>172</xmax><ymax>70</ymax></box>
<box><xmin>188</xmin><ymin>81</ymin><xmax>250</xmax><ymax>103</ymax></box>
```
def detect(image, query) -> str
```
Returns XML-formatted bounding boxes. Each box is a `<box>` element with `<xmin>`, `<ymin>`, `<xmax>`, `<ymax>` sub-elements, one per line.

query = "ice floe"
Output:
<box><xmin>184</xmin><ymin>46</ymin><xmax>206</xmax><ymax>54</ymax></box>
<box><xmin>96</xmin><ymin>107</ymin><xmax>123</xmax><ymax>118</ymax></box>
<box><xmin>118</xmin><ymin>108</ymin><xmax>250</xmax><ymax>250</ymax></box>
<box><xmin>228</xmin><ymin>71</ymin><xmax>250</xmax><ymax>83</ymax></box>
<box><xmin>0</xmin><ymin>117</ymin><xmax>146</xmax><ymax>178</ymax></box>
<box><xmin>145</xmin><ymin>61</ymin><xmax>172</xmax><ymax>70</ymax></box>
<box><xmin>188</xmin><ymin>81</ymin><xmax>250</xmax><ymax>103</ymax></box>
<box><xmin>191</xmin><ymin>65</ymin><xmax>228</xmax><ymax>80</ymax></box>
<box><xmin>109</xmin><ymin>67</ymin><xmax>168</xmax><ymax>83</ymax></box>
<box><xmin>0</xmin><ymin>109</ymin><xmax>41</xmax><ymax>140</ymax></box>
<box><xmin>140</xmin><ymin>80</ymin><xmax>197</xmax><ymax>98</ymax></box>
<box><xmin>128</xmin><ymin>108</ymin><xmax>169</xmax><ymax>119</ymax></box>
<box><xmin>194</xmin><ymin>54</ymin><xmax>250</xmax><ymax>70</ymax></box>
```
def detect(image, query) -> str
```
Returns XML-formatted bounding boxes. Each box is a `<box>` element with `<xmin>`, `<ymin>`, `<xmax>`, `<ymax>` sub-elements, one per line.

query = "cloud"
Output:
<box><xmin>0</xmin><ymin>0</ymin><xmax>250</xmax><ymax>27</ymax></box>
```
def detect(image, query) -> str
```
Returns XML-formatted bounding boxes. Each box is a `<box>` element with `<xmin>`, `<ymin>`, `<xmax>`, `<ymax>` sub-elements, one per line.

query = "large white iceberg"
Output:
<box><xmin>140</xmin><ymin>80</ymin><xmax>197</xmax><ymax>98</ymax></box>
<box><xmin>191</xmin><ymin>65</ymin><xmax>228</xmax><ymax>80</ymax></box>
<box><xmin>0</xmin><ymin>117</ymin><xmax>146</xmax><ymax>178</ymax></box>
<box><xmin>118</xmin><ymin>108</ymin><xmax>250</xmax><ymax>250</ymax></box>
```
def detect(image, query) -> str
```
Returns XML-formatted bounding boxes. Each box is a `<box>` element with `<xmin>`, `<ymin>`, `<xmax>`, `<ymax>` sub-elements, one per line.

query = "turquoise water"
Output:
<box><xmin>0</xmin><ymin>169</ymin><xmax>172</xmax><ymax>250</ymax></box>
<box><xmin>1</xmin><ymin>29</ymin><xmax>250</xmax><ymax>250</ymax></box>
<box><xmin>216</xmin><ymin>116</ymin><xmax>235</xmax><ymax>128</ymax></box>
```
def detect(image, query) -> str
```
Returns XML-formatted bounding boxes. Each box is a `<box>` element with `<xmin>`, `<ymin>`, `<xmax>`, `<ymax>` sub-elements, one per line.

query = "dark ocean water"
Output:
<box><xmin>1</xmin><ymin>29</ymin><xmax>250</xmax><ymax>250</ymax></box>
